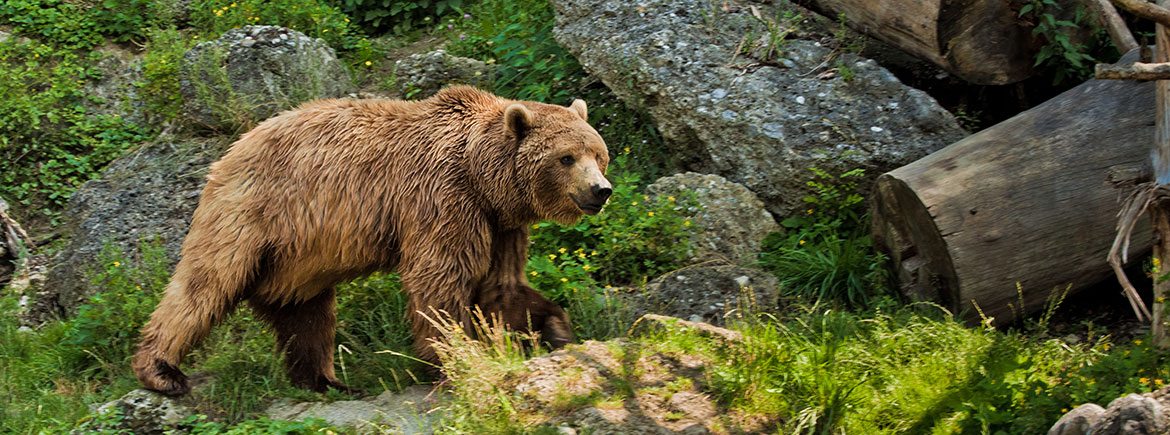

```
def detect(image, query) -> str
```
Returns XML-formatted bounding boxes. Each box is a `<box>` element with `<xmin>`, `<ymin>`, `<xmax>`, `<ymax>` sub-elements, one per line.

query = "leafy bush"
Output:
<box><xmin>0</xmin><ymin>40</ymin><xmax>150</xmax><ymax>222</ymax></box>
<box><xmin>188</xmin><ymin>0</ymin><xmax>375</xmax><ymax>59</ymax></box>
<box><xmin>65</xmin><ymin>240</ymin><xmax>171</xmax><ymax>377</ymax></box>
<box><xmin>137</xmin><ymin>27</ymin><xmax>193</xmax><ymax>125</ymax></box>
<box><xmin>529</xmin><ymin>155</ymin><xmax>694</xmax><ymax>294</ymax></box>
<box><xmin>331</xmin><ymin>0</ymin><xmax>463</xmax><ymax>34</ymax></box>
<box><xmin>0</xmin><ymin>0</ymin><xmax>176</xmax><ymax>48</ymax></box>
<box><xmin>759</xmin><ymin>168</ymin><xmax>889</xmax><ymax>307</ymax></box>
<box><xmin>447</xmin><ymin>0</ymin><xmax>584</xmax><ymax>102</ymax></box>
<box><xmin>1016</xmin><ymin>0</ymin><xmax>1113</xmax><ymax>85</ymax></box>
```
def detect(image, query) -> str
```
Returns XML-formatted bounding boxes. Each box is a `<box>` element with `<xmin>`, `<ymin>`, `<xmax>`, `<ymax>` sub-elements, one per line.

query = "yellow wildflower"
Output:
<box><xmin>364</xmin><ymin>61</ymin><xmax>372</xmax><ymax>66</ymax></box>
<box><xmin>668</xmin><ymin>196</ymin><xmax>676</xmax><ymax>202</ymax></box>
<box><xmin>582</xmin><ymin>265</ymin><xmax>591</xmax><ymax>271</ymax></box>
<box><xmin>559</xmin><ymin>247</ymin><xmax>567</xmax><ymax>254</ymax></box>
<box><xmin>530</xmin><ymin>271</ymin><xmax>538</xmax><ymax>276</ymax></box>
<box><xmin>230</xmin><ymin>2</ymin><xmax>236</xmax><ymax>7</ymax></box>
<box><xmin>578</xmin><ymin>252</ymin><xmax>586</xmax><ymax>259</ymax></box>
<box><xmin>1136</xmin><ymin>339</ymin><xmax>1144</xmax><ymax>345</ymax></box>
<box><xmin>631</xmin><ymin>202</ymin><xmax>638</xmax><ymax>206</ymax></box>
<box><xmin>560</xmin><ymin>278</ymin><xmax>568</xmax><ymax>283</ymax></box>
<box><xmin>113</xmin><ymin>261</ymin><xmax>121</xmax><ymax>267</ymax></box>
<box><xmin>1157</xmin><ymin>379</ymin><xmax>1166</xmax><ymax>387</ymax></box>
<box><xmin>1103</xmin><ymin>343</ymin><xmax>1112</xmax><ymax>351</ymax></box>
<box><xmin>215</xmin><ymin>9</ymin><xmax>223</xmax><ymax>16</ymax></box>
<box><xmin>591</xmin><ymin>250</ymin><xmax>598</xmax><ymax>256</ymax></box>
<box><xmin>683</xmin><ymin>220</ymin><xmax>692</xmax><ymax>227</ymax></box>
<box><xmin>807</xmin><ymin>208</ymin><xmax>814</xmax><ymax>215</ymax></box>
<box><xmin>648</xmin><ymin>211</ymin><xmax>655</xmax><ymax>217</ymax></box>
<box><xmin>1141</xmin><ymin>377</ymin><xmax>1150</xmax><ymax>384</ymax></box>
<box><xmin>623</xmin><ymin>146</ymin><xmax>630</xmax><ymax>154</ymax></box>
<box><xmin>548</xmin><ymin>254</ymin><xmax>556</xmax><ymax>260</ymax></box>
<box><xmin>799</xmin><ymin>240</ymin><xmax>806</xmax><ymax>245</ymax></box>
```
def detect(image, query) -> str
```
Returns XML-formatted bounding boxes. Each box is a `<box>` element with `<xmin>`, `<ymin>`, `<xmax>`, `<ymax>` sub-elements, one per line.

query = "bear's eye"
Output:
<box><xmin>559</xmin><ymin>155</ymin><xmax>575</xmax><ymax>166</ymax></box>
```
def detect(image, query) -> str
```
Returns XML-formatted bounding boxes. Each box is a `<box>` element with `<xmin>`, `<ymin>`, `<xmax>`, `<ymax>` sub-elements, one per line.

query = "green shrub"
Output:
<box><xmin>529</xmin><ymin>155</ymin><xmax>694</xmax><ymax>293</ymax></box>
<box><xmin>188</xmin><ymin>0</ymin><xmax>375</xmax><ymax>59</ymax></box>
<box><xmin>0</xmin><ymin>40</ymin><xmax>150</xmax><ymax>223</ymax></box>
<box><xmin>137</xmin><ymin>27</ymin><xmax>192</xmax><ymax>125</ymax></box>
<box><xmin>332</xmin><ymin>0</ymin><xmax>463</xmax><ymax>34</ymax></box>
<box><xmin>447</xmin><ymin>0</ymin><xmax>584</xmax><ymax>103</ymax></box>
<box><xmin>759</xmin><ymin>168</ymin><xmax>889</xmax><ymax>307</ymax></box>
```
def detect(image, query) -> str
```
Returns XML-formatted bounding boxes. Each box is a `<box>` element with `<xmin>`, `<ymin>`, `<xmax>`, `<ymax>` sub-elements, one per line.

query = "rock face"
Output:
<box><xmin>87</xmin><ymin>45</ymin><xmax>146</xmax><ymax>126</ymax></box>
<box><xmin>180</xmin><ymin>26</ymin><xmax>353</xmax><ymax>131</ymax></box>
<box><xmin>266</xmin><ymin>385</ymin><xmax>439</xmax><ymax>433</ymax></box>
<box><xmin>646</xmin><ymin>172</ymin><xmax>779</xmax><ymax>265</ymax></box>
<box><xmin>33</xmin><ymin>137</ymin><xmax>228</xmax><ymax>324</ymax></box>
<box><xmin>624</xmin><ymin>262</ymin><xmax>779</xmax><ymax>326</ymax></box>
<box><xmin>394</xmin><ymin>49</ymin><xmax>494</xmax><ymax>98</ymax></box>
<box><xmin>1048</xmin><ymin>388</ymin><xmax>1170</xmax><ymax>435</ymax></box>
<box><xmin>552</xmin><ymin>0</ymin><xmax>966</xmax><ymax>218</ymax></box>
<box><xmin>83</xmin><ymin>389</ymin><xmax>194</xmax><ymax>434</ymax></box>
<box><xmin>510</xmin><ymin>337</ymin><xmax>769</xmax><ymax>433</ymax></box>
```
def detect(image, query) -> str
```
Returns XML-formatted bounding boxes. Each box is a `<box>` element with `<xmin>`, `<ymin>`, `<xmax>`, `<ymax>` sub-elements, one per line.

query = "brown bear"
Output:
<box><xmin>131</xmin><ymin>86</ymin><xmax>612</xmax><ymax>396</ymax></box>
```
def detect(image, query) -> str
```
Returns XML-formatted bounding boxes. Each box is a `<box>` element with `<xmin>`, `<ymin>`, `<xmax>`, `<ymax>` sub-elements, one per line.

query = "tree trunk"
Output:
<box><xmin>795</xmin><ymin>0</ymin><xmax>1035</xmax><ymax>85</ymax></box>
<box><xmin>871</xmin><ymin>51</ymin><xmax>1154</xmax><ymax>324</ymax></box>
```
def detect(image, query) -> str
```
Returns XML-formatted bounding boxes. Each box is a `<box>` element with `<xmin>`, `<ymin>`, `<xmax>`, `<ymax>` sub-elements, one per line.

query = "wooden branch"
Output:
<box><xmin>1097</xmin><ymin>61</ymin><xmax>1170</xmax><ymax>80</ymax></box>
<box><xmin>1113</xmin><ymin>0</ymin><xmax>1170</xmax><ymax>28</ymax></box>
<box><xmin>1091</xmin><ymin>0</ymin><xmax>1140</xmax><ymax>52</ymax></box>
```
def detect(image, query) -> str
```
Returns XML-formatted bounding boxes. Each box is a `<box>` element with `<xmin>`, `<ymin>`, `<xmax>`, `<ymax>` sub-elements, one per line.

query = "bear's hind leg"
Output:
<box><xmin>249</xmin><ymin>287</ymin><xmax>351</xmax><ymax>393</ymax></box>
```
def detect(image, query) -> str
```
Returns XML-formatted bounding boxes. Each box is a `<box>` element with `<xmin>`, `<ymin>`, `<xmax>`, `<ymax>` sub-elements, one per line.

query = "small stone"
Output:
<box><xmin>711</xmin><ymin>88</ymin><xmax>727</xmax><ymax>99</ymax></box>
<box><xmin>240</xmin><ymin>38</ymin><xmax>255</xmax><ymax>47</ymax></box>
<box><xmin>780</xmin><ymin>58</ymin><xmax>796</xmax><ymax>68</ymax></box>
<box><xmin>795</xmin><ymin>96</ymin><xmax>805</xmax><ymax>105</ymax></box>
<box><xmin>870</xmin><ymin>126</ymin><xmax>884</xmax><ymax>133</ymax></box>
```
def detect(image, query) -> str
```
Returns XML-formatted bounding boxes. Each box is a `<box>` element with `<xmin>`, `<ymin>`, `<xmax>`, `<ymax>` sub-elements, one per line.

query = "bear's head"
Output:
<box><xmin>506</xmin><ymin>99</ymin><xmax>612</xmax><ymax>225</ymax></box>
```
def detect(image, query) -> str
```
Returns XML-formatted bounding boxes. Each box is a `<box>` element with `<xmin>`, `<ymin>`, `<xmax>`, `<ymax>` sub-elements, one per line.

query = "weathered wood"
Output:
<box><xmin>1097</xmin><ymin>62</ymin><xmax>1170</xmax><ymax>80</ymax></box>
<box><xmin>1113</xmin><ymin>0</ymin><xmax>1170</xmax><ymax>28</ymax></box>
<box><xmin>871</xmin><ymin>50</ymin><xmax>1155</xmax><ymax>324</ymax></box>
<box><xmin>1150</xmin><ymin>0</ymin><xmax>1170</xmax><ymax>347</ymax></box>
<box><xmin>795</xmin><ymin>0</ymin><xmax>1034</xmax><ymax>84</ymax></box>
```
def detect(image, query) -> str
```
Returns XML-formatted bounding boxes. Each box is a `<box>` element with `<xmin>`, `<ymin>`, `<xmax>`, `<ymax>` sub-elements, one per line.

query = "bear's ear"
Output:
<box><xmin>569</xmin><ymin>99</ymin><xmax>588</xmax><ymax>121</ymax></box>
<box><xmin>505</xmin><ymin>103</ymin><xmax>533</xmax><ymax>142</ymax></box>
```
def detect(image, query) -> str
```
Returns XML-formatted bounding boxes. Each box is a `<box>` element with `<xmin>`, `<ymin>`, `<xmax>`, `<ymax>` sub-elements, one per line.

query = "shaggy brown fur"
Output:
<box><xmin>131</xmin><ymin>86</ymin><xmax>611</xmax><ymax>396</ymax></box>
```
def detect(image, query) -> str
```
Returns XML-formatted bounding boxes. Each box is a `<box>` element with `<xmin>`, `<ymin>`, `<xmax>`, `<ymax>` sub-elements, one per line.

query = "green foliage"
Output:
<box><xmin>759</xmin><ymin>168</ymin><xmax>889</xmax><ymax>308</ymax></box>
<box><xmin>331</xmin><ymin>0</ymin><xmax>463</xmax><ymax>34</ymax></box>
<box><xmin>0</xmin><ymin>0</ymin><xmax>175</xmax><ymax>48</ymax></box>
<box><xmin>1017</xmin><ymin>0</ymin><xmax>1108</xmax><ymax>85</ymax></box>
<box><xmin>65</xmin><ymin>240</ymin><xmax>171</xmax><ymax>377</ymax></box>
<box><xmin>137</xmin><ymin>27</ymin><xmax>192</xmax><ymax>125</ymax></box>
<box><xmin>0</xmin><ymin>40</ymin><xmax>150</xmax><ymax>222</ymax></box>
<box><xmin>529</xmin><ymin>155</ymin><xmax>694</xmax><ymax>294</ymax></box>
<box><xmin>183</xmin><ymin>415</ymin><xmax>339</xmax><ymax>434</ymax></box>
<box><xmin>447</xmin><ymin>0</ymin><xmax>584</xmax><ymax>102</ymax></box>
<box><xmin>334</xmin><ymin>273</ymin><xmax>429</xmax><ymax>389</ymax></box>
<box><xmin>188</xmin><ymin>0</ymin><xmax>374</xmax><ymax>58</ymax></box>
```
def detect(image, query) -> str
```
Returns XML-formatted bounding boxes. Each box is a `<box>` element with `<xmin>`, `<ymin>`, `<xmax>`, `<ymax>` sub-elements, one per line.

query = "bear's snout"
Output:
<box><xmin>592</xmin><ymin>184</ymin><xmax>612</xmax><ymax>203</ymax></box>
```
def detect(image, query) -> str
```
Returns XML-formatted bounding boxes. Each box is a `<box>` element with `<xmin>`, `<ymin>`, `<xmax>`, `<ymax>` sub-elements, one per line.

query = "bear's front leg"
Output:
<box><xmin>476</xmin><ymin>227</ymin><xmax>575</xmax><ymax>349</ymax></box>
<box><xmin>474</xmin><ymin>284</ymin><xmax>574</xmax><ymax>349</ymax></box>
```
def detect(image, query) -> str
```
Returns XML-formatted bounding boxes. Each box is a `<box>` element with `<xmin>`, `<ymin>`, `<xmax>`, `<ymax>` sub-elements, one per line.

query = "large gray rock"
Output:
<box><xmin>623</xmin><ymin>262</ymin><xmax>779</xmax><ymax>326</ymax></box>
<box><xmin>394</xmin><ymin>49</ymin><xmax>494</xmax><ymax>99</ymax></box>
<box><xmin>552</xmin><ymin>0</ymin><xmax>966</xmax><ymax>218</ymax></box>
<box><xmin>180</xmin><ymin>26</ymin><xmax>353</xmax><ymax>131</ymax></box>
<box><xmin>1049</xmin><ymin>403</ymin><xmax>1106</xmax><ymax>435</ymax></box>
<box><xmin>646</xmin><ymin>172</ymin><xmax>779</xmax><ymax>265</ymax></box>
<box><xmin>32</xmin><ymin>137</ymin><xmax>228</xmax><ymax>324</ymax></box>
<box><xmin>1049</xmin><ymin>388</ymin><xmax>1170</xmax><ymax>435</ymax></box>
<box><xmin>81</xmin><ymin>389</ymin><xmax>194</xmax><ymax>434</ymax></box>
<box><xmin>84</xmin><ymin>45</ymin><xmax>146</xmax><ymax>126</ymax></box>
<box><xmin>266</xmin><ymin>385</ymin><xmax>439</xmax><ymax>433</ymax></box>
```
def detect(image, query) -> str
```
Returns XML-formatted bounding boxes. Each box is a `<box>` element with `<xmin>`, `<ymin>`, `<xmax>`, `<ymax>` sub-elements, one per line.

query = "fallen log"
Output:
<box><xmin>871</xmin><ymin>51</ymin><xmax>1155</xmax><ymax>324</ymax></box>
<box><xmin>794</xmin><ymin>0</ymin><xmax>1034</xmax><ymax>85</ymax></box>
